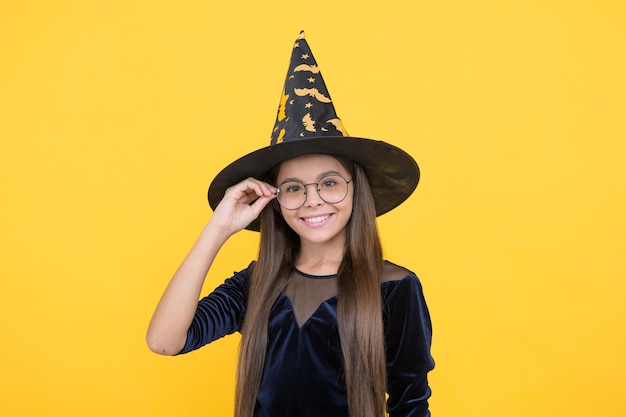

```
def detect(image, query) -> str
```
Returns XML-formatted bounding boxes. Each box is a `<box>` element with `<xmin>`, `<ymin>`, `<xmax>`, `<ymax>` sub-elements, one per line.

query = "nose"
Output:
<box><xmin>303</xmin><ymin>183</ymin><xmax>323</xmax><ymax>206</ymax></box>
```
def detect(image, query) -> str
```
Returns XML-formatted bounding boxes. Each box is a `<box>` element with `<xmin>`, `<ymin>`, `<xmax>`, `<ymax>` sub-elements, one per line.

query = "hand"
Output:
<box><xmin>209</xmin><ymin>177</ymin><xmax>276</xmax><ymax>235</ymax></box>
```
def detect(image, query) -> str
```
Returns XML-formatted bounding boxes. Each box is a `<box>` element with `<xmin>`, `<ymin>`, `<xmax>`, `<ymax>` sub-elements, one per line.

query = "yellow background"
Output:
<box><xmin>1</xmin><ymin>1</ymin><xmax>624</xmax><ymax>416</ymax></box>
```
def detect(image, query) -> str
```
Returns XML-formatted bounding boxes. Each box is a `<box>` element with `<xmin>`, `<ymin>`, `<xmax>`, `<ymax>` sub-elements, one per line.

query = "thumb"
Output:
<box><xmin>248</xmin><ymin>195</ymin><xmax>275</xmax><ymax>218</ymax></box>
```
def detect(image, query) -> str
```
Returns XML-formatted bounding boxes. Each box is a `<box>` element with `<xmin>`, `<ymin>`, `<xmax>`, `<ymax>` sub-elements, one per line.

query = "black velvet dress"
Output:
<box><xmin>179</xmin><ymin>261</ymin><xmax>434</xmax><ymax>417</ymax></box>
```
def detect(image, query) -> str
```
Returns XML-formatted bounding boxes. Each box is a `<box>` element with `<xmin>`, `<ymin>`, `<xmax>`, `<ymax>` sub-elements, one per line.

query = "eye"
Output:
<box><xmin>283</xmin><ymin>183</ymin><xmax>302</xmax><ymax>193</ymax></box>
<box><xmin>320</xmin><ymin>177</ymin><xmax>339</xmax><ymax>188</ymax></box>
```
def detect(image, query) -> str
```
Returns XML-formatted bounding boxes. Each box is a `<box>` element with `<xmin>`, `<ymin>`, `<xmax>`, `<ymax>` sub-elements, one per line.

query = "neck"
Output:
<box><xmin>296</xmin><ymin>237</ymin><xmax>345</xmax><ymax>275</ymax></box>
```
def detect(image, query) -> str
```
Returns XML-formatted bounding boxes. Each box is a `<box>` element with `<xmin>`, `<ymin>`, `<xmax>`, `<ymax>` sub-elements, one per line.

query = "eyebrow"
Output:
<box><xmin>279</xmin><ymin>170</ymin><xmax>343</xmax><ymax>185</ymax></box>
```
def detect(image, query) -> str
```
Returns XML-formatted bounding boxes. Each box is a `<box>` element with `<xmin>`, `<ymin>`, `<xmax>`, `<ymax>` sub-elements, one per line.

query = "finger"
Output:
<box><xmin>230</xmin><ymin>178</ymin><xmax>276</xmax><ymax>200</ymax></box>
<box><xmin>248</xmin><ymin>194</ymin><xmax>276</xmax><ymax>217</ymax></box>
<box><xmin>224</xmin><ymin>182</ymin><xmax>260</xmax><ymax>203</ymax></box>
<box><xmin>243</xmin><ymin>178</ymin><xmax>277</xmax><ymax>197</ymax></box>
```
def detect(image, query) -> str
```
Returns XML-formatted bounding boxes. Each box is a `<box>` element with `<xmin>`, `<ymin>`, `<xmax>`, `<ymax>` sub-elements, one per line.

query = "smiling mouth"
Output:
<box><xmin>302</xmin><ymin>214</ymin><xmax>332</xmax><ymax>224</ymax></box>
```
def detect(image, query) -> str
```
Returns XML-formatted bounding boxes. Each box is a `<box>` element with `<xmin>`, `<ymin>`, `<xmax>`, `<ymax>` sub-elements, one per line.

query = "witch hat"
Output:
<box><xmin>208</xmin><ymin>31</ymin><xmax>419</xmax><ymax>231</ymax></box>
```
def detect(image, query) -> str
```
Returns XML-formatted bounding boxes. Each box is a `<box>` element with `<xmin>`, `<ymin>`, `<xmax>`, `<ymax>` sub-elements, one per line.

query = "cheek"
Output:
<box><xmin>336</xmin><ymin>198</ymin><xmax>354</xmax><ymax>224</ymax></box>
<box><xmin>281</xmin><ymin>210</ymin><xmax>299</xmax><ymax>229</ymax></box>
<box><xmin>344</xmin><ymin>190</ymin><xmax>355</xmax><ymax>214</ymax></box>
<box><xmin>342</xmin><ymin>205</ymin><xmax>354</xmax><ymax>223</ymax></box>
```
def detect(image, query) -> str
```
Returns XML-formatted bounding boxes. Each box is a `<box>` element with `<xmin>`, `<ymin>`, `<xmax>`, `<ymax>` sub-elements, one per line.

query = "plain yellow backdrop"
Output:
<box><xmin>1</xmin><ymin>1</ymin><xmax>625</xmax><ymax>416</ymax></box>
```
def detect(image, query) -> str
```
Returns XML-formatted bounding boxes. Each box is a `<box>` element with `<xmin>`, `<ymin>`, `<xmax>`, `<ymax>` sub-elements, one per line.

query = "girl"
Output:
<box><xmin>147</xmin><ymin>32</ymin><xmax>434</xmax><ymax>417</ymax></box>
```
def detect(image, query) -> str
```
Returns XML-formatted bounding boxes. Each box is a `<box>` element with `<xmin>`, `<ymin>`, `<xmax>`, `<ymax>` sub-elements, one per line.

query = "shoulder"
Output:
<box><xmin>382</xmin><ymin>260</ymin><xmax>413</xmax><ymax>283</ymax></box>
<box><xmin>380</xmin><ymin>262</ymin><xmax>432</xmax><ymax>335</ymax></box>
<box><xmin>216</xmin><ymin>261</ymin><xmax>256</xmax><ymax>291</ymax></box>
<box><xmin>381</xmin><ymin>260</ymin><xmax>426</xmax><ymax>302</ymax></box>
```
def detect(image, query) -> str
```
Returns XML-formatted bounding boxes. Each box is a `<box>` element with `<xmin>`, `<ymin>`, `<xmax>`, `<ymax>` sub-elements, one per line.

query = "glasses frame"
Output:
<box><xmin>276</xmin><ymin>174</ymin><xmax>353</xmax><ymax>210</ymax></box>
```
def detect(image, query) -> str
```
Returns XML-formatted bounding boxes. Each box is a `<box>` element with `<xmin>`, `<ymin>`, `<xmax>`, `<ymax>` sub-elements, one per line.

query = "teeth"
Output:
<box><xmin>304</xmin><ymin>215</ymin><xmax>330</xmax><ymax>224</ymax></box>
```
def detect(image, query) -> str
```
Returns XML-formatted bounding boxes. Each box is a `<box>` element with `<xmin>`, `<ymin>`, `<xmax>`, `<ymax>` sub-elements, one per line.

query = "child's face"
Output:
<box><xmin>276</xmin><ymin>154</ymin><xmax>354</xmax><ymax>248</ymax></box>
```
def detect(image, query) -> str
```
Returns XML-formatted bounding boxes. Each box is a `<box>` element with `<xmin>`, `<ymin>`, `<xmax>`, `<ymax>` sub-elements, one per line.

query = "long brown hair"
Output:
<box><xmin>235</xmin><ymin>157</ymin><xmax>386</xmax><ymax>417</ymax></box>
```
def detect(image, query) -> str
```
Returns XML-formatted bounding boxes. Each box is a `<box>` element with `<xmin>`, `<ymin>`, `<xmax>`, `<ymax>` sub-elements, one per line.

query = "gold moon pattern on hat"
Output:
<box><xmin>270</xmin><ymin>31</ymin><xmax>347</xmax><ymax>145</ymax></box>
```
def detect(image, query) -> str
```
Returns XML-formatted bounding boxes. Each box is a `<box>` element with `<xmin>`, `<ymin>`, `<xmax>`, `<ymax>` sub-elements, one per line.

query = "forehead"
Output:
<box><xmin>277</xmin><ymin>154</ymin><xmax>348</xmax><ymax>180</ymax></box>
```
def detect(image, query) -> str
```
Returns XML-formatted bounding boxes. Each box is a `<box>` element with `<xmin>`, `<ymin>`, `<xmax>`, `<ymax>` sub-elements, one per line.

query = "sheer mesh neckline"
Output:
<box><xmin>285</xmin><ymin>269</ymin><xmax>338</xmax><ymax>327</ymax></box>
<box><xmin>294</xmin><ymin>268</ymin><xmax>337</xmax><ymax>280</ymax></box>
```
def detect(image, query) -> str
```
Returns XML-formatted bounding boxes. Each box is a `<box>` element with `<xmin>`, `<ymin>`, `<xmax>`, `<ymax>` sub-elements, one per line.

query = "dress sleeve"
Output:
<box><xmin>177</xmin><ymin>263</ymin><xmax>252</xmax><ymax>355</ymax></box>
<box><xmin>383</xmin><ymin>275</ymin><xmax>435</xmax><ymax>417</ymax></box>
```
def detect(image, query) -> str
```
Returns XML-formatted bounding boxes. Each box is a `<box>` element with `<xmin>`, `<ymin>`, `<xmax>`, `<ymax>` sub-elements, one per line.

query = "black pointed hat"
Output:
<box><xmin>208</xmin><ymin>32</ymin><xmax>419</xmax><ymax>231</ymax></box>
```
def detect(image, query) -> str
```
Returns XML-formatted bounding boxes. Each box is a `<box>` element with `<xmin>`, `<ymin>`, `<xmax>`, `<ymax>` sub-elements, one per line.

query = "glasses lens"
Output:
<box><xmin>277</xmin><ymin>181</ymin><xmax>306</xmax><ymax>209</ymax></box>
<box><xmin>318</xmin><ymin>175</ymin><xmax>348</xmax><ymax>204</ymax></box>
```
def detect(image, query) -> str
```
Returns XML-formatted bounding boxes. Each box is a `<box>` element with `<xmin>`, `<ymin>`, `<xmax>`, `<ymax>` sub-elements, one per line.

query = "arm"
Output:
<box><xmin>384</xmin><ymin>275</ymin><xmax>435</xmax><ymax>417</ymax></box>
<box><xmin>146</xmin><ymin>178</ymin><xmax>276</xmax><ymax>355</ymax></box>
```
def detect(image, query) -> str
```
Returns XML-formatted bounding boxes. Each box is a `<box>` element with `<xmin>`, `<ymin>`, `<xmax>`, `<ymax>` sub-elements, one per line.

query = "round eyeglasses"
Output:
<box><xmin>276</xmin><ymin>174</ymin><xmax>353</xmax><ymax>210</ymax></box>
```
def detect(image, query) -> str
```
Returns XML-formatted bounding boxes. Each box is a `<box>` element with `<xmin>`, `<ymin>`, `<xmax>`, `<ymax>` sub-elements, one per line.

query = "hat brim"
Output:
<box><xmin>208</xmin><ymin>136</ymin><xmax>419</xmax><ymax>231</ymax></box>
